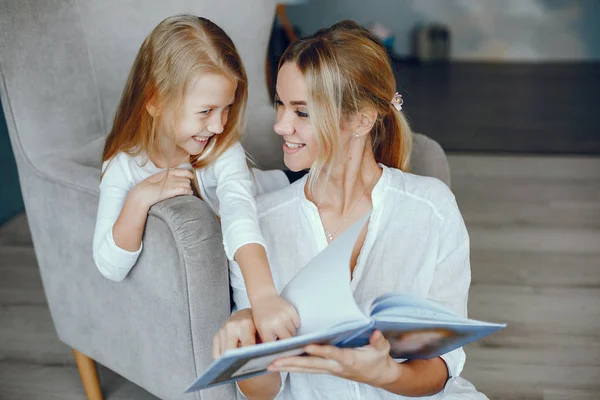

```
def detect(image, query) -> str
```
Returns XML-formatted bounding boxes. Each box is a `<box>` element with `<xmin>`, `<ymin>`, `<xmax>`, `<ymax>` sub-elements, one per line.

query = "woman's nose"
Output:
<box><xmin>274</xmin><ymin>115</ymin><xmax>294</xmax><ymax>137</ymax></box>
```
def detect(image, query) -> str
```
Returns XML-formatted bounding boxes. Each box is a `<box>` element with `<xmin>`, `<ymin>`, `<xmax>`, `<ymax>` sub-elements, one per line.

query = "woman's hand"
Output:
<box><xmin>212</xmin><ymin>308</ymin><xmax>258</xmax><ymax>359</ymax></box>
<box><xmin>267</xmin><ymin>330</ymin><xmax>401</xmax><ymax>388</ymax></box>
<box><xmin>131</xmin><ymin>168</ymin><xmax>194</xmax><ymax>210</ymax></box>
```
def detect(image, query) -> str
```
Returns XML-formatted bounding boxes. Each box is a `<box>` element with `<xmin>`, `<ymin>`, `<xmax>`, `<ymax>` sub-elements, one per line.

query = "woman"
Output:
<box><xmin>213</xmin><ymin>20</ymin><xmax>487</xmax><ymax>400</ymax></box>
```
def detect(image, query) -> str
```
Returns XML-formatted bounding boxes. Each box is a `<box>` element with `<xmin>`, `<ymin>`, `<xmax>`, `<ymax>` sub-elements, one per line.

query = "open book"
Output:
<box><xmin>185</xmin><ymin>213</ymin><xmax>505</xmax><ymax>393</ymax></box>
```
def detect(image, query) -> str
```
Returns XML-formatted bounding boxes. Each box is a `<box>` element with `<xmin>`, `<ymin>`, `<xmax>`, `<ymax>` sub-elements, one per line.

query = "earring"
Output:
<box><xmin>355</xmin><ymin>133</ymin><xmax>360</xmax><ymax>138</ymax></box>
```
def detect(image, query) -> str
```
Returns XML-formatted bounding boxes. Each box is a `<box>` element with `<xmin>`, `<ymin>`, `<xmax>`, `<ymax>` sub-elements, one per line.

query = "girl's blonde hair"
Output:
<box><xmin>102</xmin><ymin>14</ymin><xmax>247</xmax><ymax>172</ymax></box>
<box><xmin>278</xmin><ymin>20</ymin><xmax>412</xmax><ymax>191</ymax></box>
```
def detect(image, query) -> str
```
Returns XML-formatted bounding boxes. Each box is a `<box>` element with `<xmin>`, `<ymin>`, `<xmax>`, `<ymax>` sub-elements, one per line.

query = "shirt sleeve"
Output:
<box><xmin>212</xmin><ymin>142</ymin><xmax>266</xmax><ymax>260</ymax></box>
<box><xmin>427</xmin><ymin>194</ymin><xmax>471</xmax><ymax>389</ymax></box>
<box><xmin>92</xmin><ymin>156</ymin><xmax>142</xmax><ymax>281</ymax></box>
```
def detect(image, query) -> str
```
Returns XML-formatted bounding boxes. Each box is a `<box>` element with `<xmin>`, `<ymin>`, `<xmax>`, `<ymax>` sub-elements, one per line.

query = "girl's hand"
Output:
<box><xmin>212</xmin><ymin>308</ymin><xmax>258</xmax><ymax>359</ymax></box>
<box><xmin>131</xmin><ymin>168</ymin><xmax>195</xmax><ymax>209</ymax></box>
<box><xmin>251</xmin><ymin>292</ymin><xmax>300</xmax><ymax>342</ymax></box>
<box><xmin>268</xmin><ymin>330</ymin><xmax>401</xmax><ymax>388</ymax></box>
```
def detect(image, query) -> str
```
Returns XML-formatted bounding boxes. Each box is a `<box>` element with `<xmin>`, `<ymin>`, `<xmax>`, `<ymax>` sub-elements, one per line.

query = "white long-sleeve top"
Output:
<box><xmin>230</xmin><ymin>164</ymin><xmax>488</xmax><ymax>400</ymax></box>
<box><xmin>92</xmin><ymin>142</ymin><xmax>289</xmax><ymax>281</ymax></box>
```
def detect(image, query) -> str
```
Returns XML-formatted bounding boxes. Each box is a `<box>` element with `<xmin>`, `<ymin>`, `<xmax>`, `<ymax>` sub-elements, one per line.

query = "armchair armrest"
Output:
<box><xmin>50</xmin><ymin>194</ymin><xmax>235</xmax><ymax>399</ymax></box>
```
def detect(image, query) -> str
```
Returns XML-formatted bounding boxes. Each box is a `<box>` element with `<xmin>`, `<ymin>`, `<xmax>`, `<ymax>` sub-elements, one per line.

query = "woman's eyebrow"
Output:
<box><xmin>275</xmin><ymin>92</ymin><xmax>306</xmax><ymax>106</ymax></box>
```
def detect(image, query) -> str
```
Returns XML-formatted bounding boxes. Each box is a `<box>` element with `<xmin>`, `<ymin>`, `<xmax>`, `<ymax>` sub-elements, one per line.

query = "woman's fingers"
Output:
<box><xmin>270</xmin><ymin>355</ymin><xmax>341</xmax><ymax>374</ymax></box>
<box><xmin>239</xmin><ymin>328</ymin><xmax>257</xmax><ymax>347</ymax></box>
<box><xmin>212</xmin><ymin>332</ymin><xmax>221</xmax><ymax>360</ymax></box>
<box><xmin>226</xmin><ymin>337</ymin><xmax>240</xmax><ymax>354</ymax></box>
<box><xmin>219</xmin><ymin>328</ymin><xmax>228</xmax><ymax>357</ymax></box>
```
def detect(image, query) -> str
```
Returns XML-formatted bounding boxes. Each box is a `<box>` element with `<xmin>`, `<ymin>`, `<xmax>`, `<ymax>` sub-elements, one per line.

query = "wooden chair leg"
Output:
<box><xmin>73</xmin><ymin>349</ymin><xmax>103</xmax><ymax>400</ymax></box>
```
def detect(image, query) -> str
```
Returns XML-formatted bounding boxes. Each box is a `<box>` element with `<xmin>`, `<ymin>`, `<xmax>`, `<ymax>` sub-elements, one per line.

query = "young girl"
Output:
<box><xmin>92</xmin><ymin>15</ymin><xmax>299</xmax><ymax>343</ymax></box>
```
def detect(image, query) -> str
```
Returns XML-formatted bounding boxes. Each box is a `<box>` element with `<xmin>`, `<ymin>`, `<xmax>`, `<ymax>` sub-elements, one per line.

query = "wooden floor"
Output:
<box><xmin>0</xmin><ymin>154</ymin><xmax>599</xmax><ymax>399</ymax></box>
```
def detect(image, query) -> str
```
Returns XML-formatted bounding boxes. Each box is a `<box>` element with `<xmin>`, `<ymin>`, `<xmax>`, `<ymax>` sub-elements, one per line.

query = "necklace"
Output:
<box><xmin>317</xmin><ymin>171</ymin><xmax>379</xmax><ymax>243</ymax></box>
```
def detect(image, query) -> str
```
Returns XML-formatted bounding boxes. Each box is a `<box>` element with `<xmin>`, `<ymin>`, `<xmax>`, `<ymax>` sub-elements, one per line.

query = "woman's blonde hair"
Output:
<box><xmin>102</xmin><ymin>14</ymin><xmax>247</xmax><ymax>173</ymax></box>
<box><xmin>278</xmin><ymin>20</ymin><xmax>412</xmax><ymax>191</ymax></box>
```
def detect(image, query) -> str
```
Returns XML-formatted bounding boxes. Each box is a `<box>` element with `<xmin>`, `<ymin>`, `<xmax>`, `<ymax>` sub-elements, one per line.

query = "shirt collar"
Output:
<box><xmin>297</xmin><ymin>164</ymin><xmax>390</xmax><ymax>213</ymax></box>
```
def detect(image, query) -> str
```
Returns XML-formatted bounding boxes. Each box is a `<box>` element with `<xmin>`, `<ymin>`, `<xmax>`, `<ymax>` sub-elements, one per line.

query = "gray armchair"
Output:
<box><xmin>0</xmin><ymin>1</ymin><xmax>449</xmax><ymax>399</ymax></box>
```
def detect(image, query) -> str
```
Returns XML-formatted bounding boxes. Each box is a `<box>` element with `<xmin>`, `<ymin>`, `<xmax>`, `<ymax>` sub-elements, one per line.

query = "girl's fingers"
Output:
<box><xmin>284</xmin><ymin>317</ymin><xmax>297</xmax><ymax>337</ymax></box>
<box><xmin>273</xmin><ymin>325</ymin><xmax>293</xmax><ymax>341</ymax></box>
<box><xmin>171</xmin><ymin>168</ymin><xmax>195</xmax><ymax>179</ymax></box>
<box><xmin>290</xmin><ymin>310</ymin><xmax>301</xmax><ymax>329</ymax></box>
<box><xmin>169</xmin><ymin>177</ymin><xmax>192</xmax><ymax>186</ymax></box>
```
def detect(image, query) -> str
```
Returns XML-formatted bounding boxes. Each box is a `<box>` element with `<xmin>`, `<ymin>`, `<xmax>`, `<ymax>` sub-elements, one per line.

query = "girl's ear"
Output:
<box><xmin>145</xmin><ymin>96</ymin><xmax>159</xmax><ymax>117</ymax></box>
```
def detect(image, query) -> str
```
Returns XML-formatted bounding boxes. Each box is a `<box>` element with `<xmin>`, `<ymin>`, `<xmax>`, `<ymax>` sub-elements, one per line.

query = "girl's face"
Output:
<box><xmin>157</xmin><ymin>73</ymin><xmax>237</xmax><ymax>160</ymax></box>
<box><xmin>274</xmin><ymin>62</ymin><xmax>319</xmax><ymax>172</ymax></box>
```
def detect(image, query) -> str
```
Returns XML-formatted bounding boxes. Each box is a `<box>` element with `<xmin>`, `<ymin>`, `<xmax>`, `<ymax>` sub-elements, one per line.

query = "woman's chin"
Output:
<box><xmin>283</xmin><ymin>156</ymin><xmax>310</xmax><ymax>172</ymax></box>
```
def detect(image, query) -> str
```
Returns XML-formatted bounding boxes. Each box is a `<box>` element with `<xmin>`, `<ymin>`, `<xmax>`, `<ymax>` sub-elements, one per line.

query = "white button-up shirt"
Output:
<box><xmin>93</xmin><ymin>142</ymin><xmax>288</xmax><ymax>281</ymax></box>
<box><xmin>230</xmin><ymin>164</ymin><xmax>488</xmax><ymax>400</ymax></box>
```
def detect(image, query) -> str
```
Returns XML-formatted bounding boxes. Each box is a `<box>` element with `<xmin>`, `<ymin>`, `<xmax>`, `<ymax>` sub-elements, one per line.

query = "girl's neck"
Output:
<box><xmin>307</xmin><ymin>139</ymin><xmax>382</xmax><ymax>215</ymax></box>
<box><xmin>149</xmin><ymin>136</ymin><xmax>190</xmax><ymax>169</ymax></box>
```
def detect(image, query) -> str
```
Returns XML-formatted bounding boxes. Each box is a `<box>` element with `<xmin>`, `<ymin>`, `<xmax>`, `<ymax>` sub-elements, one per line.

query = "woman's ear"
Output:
<box><xmin>355</xmin><ymin>107</ymin><xmax>378</xmax><ymax>138</ymax></box>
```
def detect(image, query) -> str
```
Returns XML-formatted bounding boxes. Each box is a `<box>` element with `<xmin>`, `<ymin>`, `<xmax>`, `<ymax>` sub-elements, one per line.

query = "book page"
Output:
<box><xmin>280</xmin><ymin>213</ymin><xmax>371</xmax><ymax>336</ymax></box>
<box><xmin>370</xmin><ymin>293</ymin><xmax>461</xmax><ymax>320</ymax></box>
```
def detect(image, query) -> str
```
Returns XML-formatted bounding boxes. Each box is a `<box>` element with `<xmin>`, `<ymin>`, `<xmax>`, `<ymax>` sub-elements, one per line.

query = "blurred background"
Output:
<box><xmin>1</xmin><ymin>0</ymin><xmax>599</xmax><ymax>399</ymax></box>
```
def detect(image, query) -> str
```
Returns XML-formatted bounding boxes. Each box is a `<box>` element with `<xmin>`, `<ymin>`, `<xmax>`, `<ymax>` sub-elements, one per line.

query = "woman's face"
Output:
<box><xmin>273</xmin><ymin>62</ymin><xmax>319</xmax><ymax>172</ymax></box>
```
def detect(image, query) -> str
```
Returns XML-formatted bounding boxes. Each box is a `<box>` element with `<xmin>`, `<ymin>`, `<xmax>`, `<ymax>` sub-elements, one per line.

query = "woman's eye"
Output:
<box><xmin>296</xmin><ymin>110</ymin><xmax>309</xmax><ymax>118</ymax></box>
<box><xmin>197</xmin><ymin>109</ymin><xmax>210</xmax><ymax>115</ymax></box>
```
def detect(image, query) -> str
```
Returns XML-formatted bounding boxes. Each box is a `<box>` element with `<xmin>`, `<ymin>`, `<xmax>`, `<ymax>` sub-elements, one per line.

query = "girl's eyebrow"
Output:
<box><xmin>196</xmin><ymin>100</ymin><xmax>235</xmax><ymax>109</ymax></box>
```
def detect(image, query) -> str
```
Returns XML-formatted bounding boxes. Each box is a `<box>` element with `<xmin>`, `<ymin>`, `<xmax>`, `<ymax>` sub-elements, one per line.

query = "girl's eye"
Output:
<box><xmin>197</xmin><ymin>109</ymin><xmax>211</xmax><ymax>115</ymax></box>
<box><xmin>296</xmin><ymin>110</ymin><xmax>309</xmax><ymax>118</ymax></box>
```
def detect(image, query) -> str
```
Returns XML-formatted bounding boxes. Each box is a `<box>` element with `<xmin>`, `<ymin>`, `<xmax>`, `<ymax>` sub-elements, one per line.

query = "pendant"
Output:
<box><xmin>325</xmin><ymin>231</ymin><xmax>333</xmax><ymax>242</ymax></box>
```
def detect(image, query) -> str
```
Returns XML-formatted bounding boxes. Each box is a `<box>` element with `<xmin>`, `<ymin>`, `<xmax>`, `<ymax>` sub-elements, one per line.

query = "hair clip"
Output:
<box><xmin>391</xmin><ymin>92</ymin><xmax>403</xmax><ymax>111</ymax></box>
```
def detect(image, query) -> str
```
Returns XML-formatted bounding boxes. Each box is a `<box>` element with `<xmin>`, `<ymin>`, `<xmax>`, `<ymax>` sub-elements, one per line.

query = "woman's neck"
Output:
<box><xmin>307</xmin><ymin>138</ymin><xmax>382</xmax><ymax>215</ymax></box>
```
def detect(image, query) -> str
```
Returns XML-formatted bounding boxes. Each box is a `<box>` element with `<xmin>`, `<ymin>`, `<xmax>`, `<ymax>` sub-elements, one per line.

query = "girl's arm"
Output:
<box><xmin>93</xmin><ymin>156</ymin><xmax>144</xmax><ymax>281</ymax></box>
<box><xmin>93</xmin><ymin>156</ymin><xmax>193</xmax><ymax>281</ymax></box>
<box><xmin>210</xmin><ymin>143</ymin><xmax>299</xmax><ymax>339</ymax></box>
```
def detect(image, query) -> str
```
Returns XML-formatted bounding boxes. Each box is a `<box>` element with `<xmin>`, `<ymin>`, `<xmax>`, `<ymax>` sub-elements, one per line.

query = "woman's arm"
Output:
<box><xmin>269</xmin><ymin>329</ymin><xmax>447</xmax><ymax>396</ymax></box>
<box><xmin>237</xmin><ymin>373</ymin><xmax>282</xmax><ymax>400</ymax></box>
<box><xmin>377</xmin><ymin>358</ymin><xmax>448</xmax><ymax>397</ymax></box>
<box><xmin>426</xmin><ymin>194</ymin><xmax>472</xmax><ymax>381</ymax></box>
